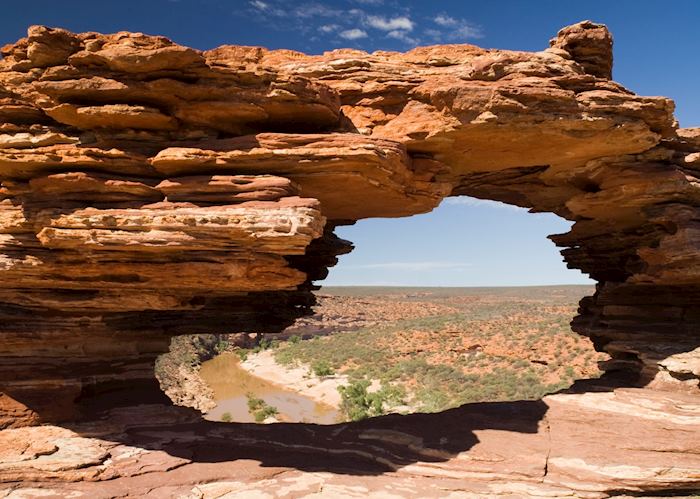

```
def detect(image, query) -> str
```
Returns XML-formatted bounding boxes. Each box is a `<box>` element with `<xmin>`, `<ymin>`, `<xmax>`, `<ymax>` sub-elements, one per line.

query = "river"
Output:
<box><xmin>199</xmin><ymin>352</ymin><xmax>340</xmax><ymax>424</ymax></box>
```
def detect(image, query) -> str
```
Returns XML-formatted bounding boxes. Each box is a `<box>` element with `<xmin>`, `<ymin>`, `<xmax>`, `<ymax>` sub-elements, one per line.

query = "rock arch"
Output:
<box><xmin>0</xmin><ymin>21</ymin><xmax>697</xmax><ymax>431</ymax></box>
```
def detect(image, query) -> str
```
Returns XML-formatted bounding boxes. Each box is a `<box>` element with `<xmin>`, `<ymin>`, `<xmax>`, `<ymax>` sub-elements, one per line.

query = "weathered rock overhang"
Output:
<box><xmin>0</xmin><ymin>21</ymin><xmax>698</xmax><ymax>428</ymax></box>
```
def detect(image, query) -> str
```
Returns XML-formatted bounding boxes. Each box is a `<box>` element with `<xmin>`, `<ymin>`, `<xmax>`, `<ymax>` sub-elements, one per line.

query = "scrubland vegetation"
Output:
<box><xmin>159</xmin><ymin>287</ymin><xmax>606</xmax><ymax>422</ymax></box>
<box><xmin>271</xmin><ymin>287</ymin><xmax>606</xmax><ymax>418</ymax></box>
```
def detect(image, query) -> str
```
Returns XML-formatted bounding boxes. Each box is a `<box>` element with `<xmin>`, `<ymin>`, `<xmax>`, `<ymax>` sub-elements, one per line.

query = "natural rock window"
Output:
<box><xmin>156</xmin><ymin>203</ymin><xmax>610</xmax><ymax>425</ymax></box>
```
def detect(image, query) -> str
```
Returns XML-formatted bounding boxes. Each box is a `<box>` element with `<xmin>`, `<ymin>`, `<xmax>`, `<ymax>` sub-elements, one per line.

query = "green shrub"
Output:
<box><xmin>416</xmin><ymin>387</ymin><xmax>450</xmax><ymax>412</ymax></box>
<box><xmin>311</xmin><ymin>360</ymin><xmax>335</xmax><ymax>377</ymax></box>
<box><xmin>339</xmin><ymin>379</ymin><xmax>381</xmax><ymax>421</ymax></box>
<box><xmin>221</xmin><ymin>412</ymin><xmax>232</xmax><ymax>423</ymax></box>
<box><xmin>247</xmin><ymin>395</ymin><xmax>265</xmax><ymax>412</ymax></box>
<box><xmin>254</xmin><ymin>405</ymin><xmax>278</xmax><ymax>422</ymax></box>
<box><xmin>215</xmin><ymin>340</ymin><xmax>229</xmax><ymax>353</ymax></box>
<box><xmin>378</xmin><ymin>383</ymin><xmax>406</xmax><ymax>408</ymax></box>
<box><xmin>251</xmin><ymin>337</ymin><xmax>281</xmax><ymax>353</ymax></box>
<box><xmin>288</xmin><ymin>335</ymin><xmax>301</xmax><ymax>344</ymax></box>
<box><xmin>252</xmin><ymin>339</ymin><xmax>268</xmax><ymax>353</ymax></box>
<box><xmin>246</xmin><ymin>394</ymin><xmax>278</xmax><ymax>422</ymax></box>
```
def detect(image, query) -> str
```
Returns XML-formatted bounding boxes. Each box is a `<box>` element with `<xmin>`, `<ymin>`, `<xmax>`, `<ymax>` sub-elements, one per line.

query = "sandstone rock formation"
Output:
<box><xmin>2</xmin><ymin>384</ymin><xmax>699</xmax><ymax>498</ymax></box>
<box><xmin>0</xmin><ymin>21</ymin><xmax>699</xmax><ymax>496</ymax></box>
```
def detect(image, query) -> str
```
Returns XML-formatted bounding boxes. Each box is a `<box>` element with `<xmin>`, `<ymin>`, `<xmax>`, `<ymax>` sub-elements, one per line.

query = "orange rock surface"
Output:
<box><xmin>0</xmin><ymin>21</ymin><xmax>699</xmax><ymax>496</ymax></box>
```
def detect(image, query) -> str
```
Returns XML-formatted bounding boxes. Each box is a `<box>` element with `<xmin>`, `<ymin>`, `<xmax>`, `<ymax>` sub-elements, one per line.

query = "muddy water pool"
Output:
<box><xmin>200</xmin><ymin>352</ymin><xmax>340</xmax><ymax>424</ymax></box>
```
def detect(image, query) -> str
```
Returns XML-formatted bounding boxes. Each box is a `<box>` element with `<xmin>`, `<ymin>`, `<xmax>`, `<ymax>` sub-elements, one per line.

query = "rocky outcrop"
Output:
<box><xmin>154</xmin><ymin>335</ymin><xmax>220</xmax><ymax>413</ymax></box>
<box><xmin>1</xmin><ymin>385</ymin><xmax>698</xmax><ymax>498</ymax></box>
<box><xmin>0</xmin><ymin>20</ymin><xmax>699</xmax><ymax>495</ymax></box>
<box><xmin>155</xmin><ymin>333</ymin><xmax>255</xmax><ymax>413</ymax></box>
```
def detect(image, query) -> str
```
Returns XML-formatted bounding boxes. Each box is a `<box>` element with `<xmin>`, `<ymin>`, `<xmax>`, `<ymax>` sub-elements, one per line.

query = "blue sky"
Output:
<box><xmin>2</xmin><ymin>1</ymin><xmax>698</xmax><ymax>286</ymax></box>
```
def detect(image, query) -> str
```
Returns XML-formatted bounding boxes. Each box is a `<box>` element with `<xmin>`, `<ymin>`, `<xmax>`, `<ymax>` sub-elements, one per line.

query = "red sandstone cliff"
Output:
<box><xmin>0</xmin><ymin>22</ymin><xmax>698</xmax><ymax>497</ymax></box>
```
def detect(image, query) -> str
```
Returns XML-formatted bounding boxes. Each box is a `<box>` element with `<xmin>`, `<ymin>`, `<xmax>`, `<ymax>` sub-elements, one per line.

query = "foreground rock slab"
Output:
<box><xmin>0</xmin><ymin>388</ymin><xmax>697</xmax><ymax>498</ymax></box>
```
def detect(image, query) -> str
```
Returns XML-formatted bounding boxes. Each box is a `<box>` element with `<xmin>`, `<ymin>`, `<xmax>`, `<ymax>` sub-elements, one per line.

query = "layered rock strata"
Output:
<box><xmin>0</xmin><ymin>20</ymin><xmax>697</xmax><ymax>447</ymax></box>
<box><xmin>1</xmin><ymin>386</ymin><xmax>698</xmax><ymax>498</ymax></box>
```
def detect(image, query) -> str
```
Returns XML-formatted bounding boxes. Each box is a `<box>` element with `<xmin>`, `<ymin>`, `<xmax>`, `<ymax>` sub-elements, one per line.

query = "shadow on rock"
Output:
<box><xmin>81</xmin><ymin>397</ymin><xmax>549</xmax><ymax>476</ymax></box>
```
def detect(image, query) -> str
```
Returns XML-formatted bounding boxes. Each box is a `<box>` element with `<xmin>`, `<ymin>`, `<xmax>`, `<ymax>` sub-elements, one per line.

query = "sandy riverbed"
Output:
<box><xmin>240</xmin><ymin>350</ymin><xmax>349</xmax><ymax>408</ymax></box>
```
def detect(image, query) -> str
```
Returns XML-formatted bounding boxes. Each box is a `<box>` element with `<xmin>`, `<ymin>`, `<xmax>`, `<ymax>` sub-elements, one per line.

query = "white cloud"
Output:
<box><xmin>366</xmin><ymin>15</ymin><xmax>414</xmax><ymax>32</ymax></box>
<box><xmin>249</xmin><ymin>0</ymin><xmax>268</xmax><ymax>10</ymax></box>
<box><xmin>443</xmin><ymin>197</ymin><xmax>528</xmax><ymax>211</ymax></box>
<box><xmin>434</xmin><ymin>14</ymin><xmax>458</xmax><ymax>27</ymax></box>
<box><xmin>320</xmin><ymin>24</ymin><xmax>339</xmax><ymax>33</ymax></box>
<box><xmin>453</xmin><ymin>23</ymin><xmax>483</xmax><ymax>39</ymax></box>
<box><xmin>347</xmin><ymin>261</ymin><xmax>472</xmax><ymax>271</ymax></box>
<box><xmin>247</xmin><ymin>0</ymin><xmax>286</xmax><ymax>18</ymax></box>
<box><xmin>293</xmin><ymin>3</ymin><xmax>344</xmax><ymax>18</ymax></box>
<box><xmin>428</xmin><ymin>15</ymin><xmax>483</xmax><ymax>41</ymax></box>
<box><xmin>242</xmin><ymin>2</ymin><xmax>482</xmax><ymax>47</ymax></box>
<box><xmin>386</xmin><ymin>30</ymin><xmax>419</xmax><ymax>45</ymax></box>
<box><xmin>340</xmin><ymin>28</ymin><xmax>368</xmax><ymax>40</ymax></box>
